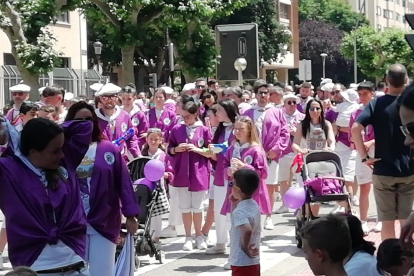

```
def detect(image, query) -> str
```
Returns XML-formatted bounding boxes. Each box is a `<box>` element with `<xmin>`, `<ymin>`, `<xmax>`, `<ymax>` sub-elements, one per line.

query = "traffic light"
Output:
<box><xmin>405</xmin><ymin>14</ymin><xmax>414</xmax><ymax>51</ymax></box>
<box><xmin>149</xmin><ymin>73</ymin><xmax>157</xmax><ymax>88</ymax></box>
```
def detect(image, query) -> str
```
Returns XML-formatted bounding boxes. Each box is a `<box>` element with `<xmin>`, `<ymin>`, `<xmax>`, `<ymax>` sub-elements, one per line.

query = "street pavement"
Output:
<box><xmin>0</xmin><ymin>190</ymin><xmax>387</xmax><ymax>275</ymax></box>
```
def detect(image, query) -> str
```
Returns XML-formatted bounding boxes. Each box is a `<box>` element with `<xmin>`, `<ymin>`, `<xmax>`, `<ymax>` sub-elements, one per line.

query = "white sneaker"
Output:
<box><xmin>361</xmin><ymin>221</ymin><xmax>369</xmax><ymax>236</ymax></box>
<box><xmin>275</xmin><ymin>205</ymin><xmax>289</xmax><ymax>214</ymax></box>
<box><xmin>195</xmin><ymin>236</ymin><xmax>207</xmax><ymax>250</ymax></box>
<box><xmin>206</xmin><ymin>243</ymin><xmax>226</xmax><ymax>255</ymax></box>
<box><xmin>264</xmin><ymin>217</ymin><xmax>275</xmax><ymax>230</ymax></box>
<box><xmin>275</xmin><ymin>193</ymin><xmax>282</xmax><ymax>202</ymax></box>
<box><xmin>160</xmin><ymin>226</ymin><xmax>177</xmax><ymax>238</ymax></box>
<box><xmin>202</xmin><ymin>233</ymin><xmax>215</xmax><ymax>247</ymax></box>
<box><xmin>223</xmin><ymin>261</ymin><xmax>231</xmax><ymax>270</ymax></box>
<box><xmin>183</xmin><ymin>237</ymin><xmax>193</xmax><ymax>251</ymax></box>
<box><xmin>352</xmin><ymin>196</ymin><xmax>360</xmax><ymax>207</ymax></box>
<box><xmin>373</xmin><ymin>222</ymin><xmax>382</xmax><ymax>232</ymax></box>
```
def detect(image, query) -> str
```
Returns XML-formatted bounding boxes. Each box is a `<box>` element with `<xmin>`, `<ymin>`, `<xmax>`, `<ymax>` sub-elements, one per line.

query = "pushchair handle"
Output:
<box><xmin>316</xmin><ymin>176</ymin><xmax>345</xmax><ymax>182</ymax></box>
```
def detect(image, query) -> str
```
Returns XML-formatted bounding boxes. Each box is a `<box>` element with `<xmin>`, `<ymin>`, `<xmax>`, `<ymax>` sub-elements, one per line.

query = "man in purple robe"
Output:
<box><xmin>6</xmin><ymin>83</ymin><xmax>30</xmax><ymax>126</ymax></box>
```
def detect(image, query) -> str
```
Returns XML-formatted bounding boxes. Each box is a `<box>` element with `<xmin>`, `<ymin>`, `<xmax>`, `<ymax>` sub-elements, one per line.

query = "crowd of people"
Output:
<box><xmin>0</xmin><ymin>63</ymin><xmax>414</xmax><ymax>276</ymax></box>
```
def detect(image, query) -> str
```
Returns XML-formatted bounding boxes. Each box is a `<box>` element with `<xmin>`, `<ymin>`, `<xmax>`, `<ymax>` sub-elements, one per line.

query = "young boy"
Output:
<box><xmin>229</xmin><ymin>168</ymin><xmax>261</xmax><ymax>276</ymax></box>
<box><xmin>301</xmin><ymin>214</ymin><xmax>351</xmax><ymax>276</ymax></box>
<box><xmin>38</xmin><ymin>105</ymin><xmax>59</xmax><ymax>122</ymax></box>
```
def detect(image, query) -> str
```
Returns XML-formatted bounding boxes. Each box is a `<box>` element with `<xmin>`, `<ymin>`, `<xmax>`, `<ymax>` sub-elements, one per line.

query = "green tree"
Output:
<box><xmin>0</xmin><ymin>0</ymin><xmax>80</xmax><ymax>99</ymax></box>
<box><xmin>340</xmin><ymin>26</ymin><xmax>414</xmax><ymax>78</ymax></box>
<box><xmin>212</xmin><ymin>0</ymin><xmax>291</xmax><ymax>65</ymax></box>
<box><xmin>299</xmin><ymin>0</ymin><xmax>369</xmax><ymax>32</ymax></box>
<box><xmin>83</xmin><ymin>0</ymin><xmax>248</xmax><ymax>85</ymax></box>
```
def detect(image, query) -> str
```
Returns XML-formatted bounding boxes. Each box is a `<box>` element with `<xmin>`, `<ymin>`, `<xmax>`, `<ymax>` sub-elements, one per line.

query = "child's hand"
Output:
<box><xmin>175</xmin><ymin>143</ymin><xmax>188</xmax><ymax>152</ymax></box>
<box><xmin>231</xmin><ymin>158</ymin><xmax>245</xmax><ymax>169</ymax></box>
<box><xmin>229</xmin><ymin>194</ymin><xmax>238</xmax><ymax>202</ymax></box>
<box><xmin>227</xmin><ymin>167</ymin><xmax>234</xmax><ymax>177</ymax></box>
<box><xmin>163</xmin><ymin>172</ymin><xmax>169</xmax><ymax>179</ymax></box>
<box><xmin>140</xmin><ymin>133</ymin><xmax>148</xmax><ymax>138</ymax></box>
<box><xmin>247</xmin><ymin>244</ymin><xmax>259</xmax><ymax>258</ymax></box>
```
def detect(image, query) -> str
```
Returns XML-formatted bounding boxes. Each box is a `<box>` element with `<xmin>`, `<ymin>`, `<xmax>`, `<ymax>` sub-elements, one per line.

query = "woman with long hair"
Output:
<box><xmin>204</xmin><ymin>99</ymin><xmax>239</xmax><ymax>254</ymax></box>
<box><xmin>0</xmin><ymin>116</ymin><xmax>91</xmax><ymax>274</ymax></box>
<box><xmin>199</xmin><ymin>88</ymin><xmax>218</xmax><ymax>123</ymax></box>
<box><xmin>147</xmin><ymin>88</ymin><xmax>176</xmax><ymax>138</ymax></box>
<box><xmin>65</xmin><ymin>102</ymin><xmax>139</xmax><ymax>276</ymax></box>
<box><xmin>340</xmin><ymin>214</ymin><xmax>378</xmax><ymax>276</ymax></box>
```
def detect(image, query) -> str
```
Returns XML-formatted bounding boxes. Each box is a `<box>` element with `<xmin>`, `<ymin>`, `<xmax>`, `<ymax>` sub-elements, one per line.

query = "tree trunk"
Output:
<box><xmin>20</xmin><ymin>69</ymin><xmax>41</xmax><ymax>101</ymax></box>
<box><xmin>120</xmin><ymin>45</ymin><xmax>136</xmax><ymax>86</ymax></box>
<box><xmin>155</xmin><ymin>47</ymin><xmax>165</xmax><ymax>81</ymax></box>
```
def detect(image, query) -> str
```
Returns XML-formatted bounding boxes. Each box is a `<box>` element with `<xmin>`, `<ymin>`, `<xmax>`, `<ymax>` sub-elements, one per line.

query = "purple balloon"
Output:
<box><xmin>144</xmin><ymin>159</ymin><xmax>165</xmax><ymax>182</ymax></box>
<box><xmin>283</xmin><ymin>187</ymin><xmax>306</xmax><ymax>209</ymax></box>
<box><xmin>133</xmin><ymin>178</ymin><xmax>152</xmax><ymax>186</ymax></box>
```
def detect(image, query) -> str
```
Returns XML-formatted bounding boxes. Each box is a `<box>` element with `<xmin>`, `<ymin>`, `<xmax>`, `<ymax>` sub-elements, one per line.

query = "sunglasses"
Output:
<box><xmin>101</xmin><ymin>95</ymin><xmax>118</xmax><ymax>100</ymax></box>
<box><xmin>286</xmin><ymin>100</ymin><xmax>297</xmax><ymax>105</ymax></box>
<box><xmin>121</xmin><ymin>87</ymin><xmax>134</xmax><ymax>93</ymax></box>
<box><xmin>196</xmin><ymin>85</ymin><xmax>205</xmax><ymax>89</ymax></box>
<box><xmin>400</xmin><ymin>123</ymin><xmax>414</xmax><ymax>138</ymax></box>
<box><xmin>202</xmin><ymin>94</ymin><xmax>212</xmax><ymax>100</ymax></box>
<box><xmin>258</xmin><ymin>91</ymin><xmax>269</xmax><ymax>96</ymax></box>
<box><xmin>12</xmin><ymin>92</ymin><xmax>25</xmax><ymax>97</ymax></box>
<box><xmin>309</xmin><ymin>107</ymin><xmax>321</xmax><ymax>112</ymax></box>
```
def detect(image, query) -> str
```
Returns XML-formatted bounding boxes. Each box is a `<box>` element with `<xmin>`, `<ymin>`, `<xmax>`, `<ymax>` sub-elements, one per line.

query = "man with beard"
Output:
<box><xmin>5</xmin><ymin>83</ymin><xmax>30</xmax><ymax>126</ymax></box>
<box><xmin>297</xmin><ymin>82</ymin><xmax>313</xmax><ymax>113</ymax></box>
<box><xmin>95</xmin><ymin>83</ymin><xmax>141</xmax><ymax>160</ymax></box>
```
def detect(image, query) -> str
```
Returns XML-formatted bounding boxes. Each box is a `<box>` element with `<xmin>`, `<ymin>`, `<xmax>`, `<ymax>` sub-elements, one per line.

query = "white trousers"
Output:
<box><xmin>85</xmin><ymin>231</ymin><xmax>116</xmax><ymax>276</ymax></box>
<box><xmin>168</xmin><ymin>186</ymin><xmax>183</xmax><ymax>226</ymax></box>
<box><xmin>37</xmin><ymin>268</ymin><xmax>89</xmax><ymax>276</ymax></box>
<box><xmin>213</xmin><ymin>184</ymin><xmax>230</xmax><ymax>244</ymax></box>
<box><xmin>150</xmin><ymin>215</ymin><xmax>163</xmax><ymax>237</ymax></box>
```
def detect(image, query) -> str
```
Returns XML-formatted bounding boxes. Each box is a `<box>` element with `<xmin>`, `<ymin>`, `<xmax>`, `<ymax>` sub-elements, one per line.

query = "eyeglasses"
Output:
<box><xmin>309</xmin><ymin>107</ymin><xmax>321</xmax><ymax>112</ymax></box>
<box><xmin>12</xmin><ymin>92</ymin><xmax>25</xmax><ymax>97</ymax></box>
<box><xmin>400</xmin><ymin>123</ymin><xmax>414</xmax><ymax>138</ymax></box>
<box><xmin>101</xmin><ymin>95</ymin><xmax>118</xmax><ymax>100</ymax></box>
<box><xmin>202</xmin><ymin>95</ymin><xmax>212</xmax><ymax>100</ymax></box>
<box><xmin>258</xmin><ymin>91</ymin><xmax>269</xmax><ymax>96</ymax></box>
<box><xmin>286</xmin><ymin>100</ymin><xmax>297</xmax><ymax>105</ymax></box>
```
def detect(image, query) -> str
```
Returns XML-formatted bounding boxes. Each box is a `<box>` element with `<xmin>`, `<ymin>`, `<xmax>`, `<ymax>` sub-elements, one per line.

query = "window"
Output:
<box><xmin>377</xmin><ymin>6</ymin><xmax>382</xmax><ymax>15</ymax></box>
<box><xmin>57</xmin><ymin>11</ymin><xmax>69</xmax><ymax>23</ymax></box>
<box><xmin>57</xmin><ymin>57</ymin><xmax>71</xmax><ymax>68</ymax></box>
<box><xmin>3</xmin><ymin>53</ymin><xmax>16</xmax><ymax>65</ymax></box>
<box><xmin>279</xmin><ymin>4</ymin><xmax>289</xmax><ymax>19</ymax></box>
<box><xmin>389</xmin><ymin>11</ymin><xmax>393</xmax><ymax>19</ymax></box>
<box><xmin>396</xmin><ymin>13</ymin><xmax>401</xmax><ymax>21</ymax></box>
<box><xmin>383</xmin><ymin>9</ymin><xmax>389</xmax><ymax>18</ymax></box>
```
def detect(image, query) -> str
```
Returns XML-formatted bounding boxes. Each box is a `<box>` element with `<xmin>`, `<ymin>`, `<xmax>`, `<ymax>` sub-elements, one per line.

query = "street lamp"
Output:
<box><xmin>234</xmin><ymin>58</ymin><xmax>247</xmax><ymax>87</ymax></box>
<box><xmin>320</xmin><ymin>53</ymin><xmax>328</xmax><ymax>79</ymax></box>
<box><xmin>93</xmin><ymin>40</ymin><xmax>103</xmax><ymax>74</ymax></box>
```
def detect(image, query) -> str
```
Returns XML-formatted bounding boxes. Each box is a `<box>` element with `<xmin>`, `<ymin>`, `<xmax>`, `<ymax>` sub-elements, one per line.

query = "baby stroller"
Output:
<box><xmin>295</xmin><ymin>150</ymin><xmax>353</xmax><ymax>249</ymax></box>
<box><xmin>115</xmin><ymin>157</ymin><xmax>167</xmax><ymax>271</ymax></box>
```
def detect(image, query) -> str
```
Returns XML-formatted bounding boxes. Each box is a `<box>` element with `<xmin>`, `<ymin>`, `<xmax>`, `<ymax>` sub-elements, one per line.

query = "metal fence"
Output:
<box><xmin>0</xmin><ymin>65</ymin><xmax>105</xmax><ymax>107</ymax></box>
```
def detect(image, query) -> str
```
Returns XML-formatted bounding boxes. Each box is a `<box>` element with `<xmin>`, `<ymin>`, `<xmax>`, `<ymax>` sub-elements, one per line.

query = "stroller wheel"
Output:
<box><xmin>296</xmin><ymin>236</ymin><xmax>303</xmax><ymax>249</ymax></box>
<box><xmin>134</xmin><ymin>256</ymin><xmax>140</xmax><ymax>271</ymax></box>
<box><xmin>295</xmin><ymin>217</ymin><xmax>303</xmax><ymax>249</ymax></box>
<box><xmin>157</xmin><ymin>250</ymin><xmax>165</xmax><ymax>264</ymax></box>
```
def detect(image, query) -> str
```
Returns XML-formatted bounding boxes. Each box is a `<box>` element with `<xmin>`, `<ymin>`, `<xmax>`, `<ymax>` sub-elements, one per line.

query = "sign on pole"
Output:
<box><xmin>215</xmin><ymin>23</ymin><xmax>259</xmax><ymax>81</ymax></box>
<box><xmin>298</xmin><ymin>60</ymin><xmax>312</xmax><ymax>81</ymax></box>
<box><xmin>404</xmin><ymin>14</ymin><xmax>414</xmax><ymax>51</ymax></box>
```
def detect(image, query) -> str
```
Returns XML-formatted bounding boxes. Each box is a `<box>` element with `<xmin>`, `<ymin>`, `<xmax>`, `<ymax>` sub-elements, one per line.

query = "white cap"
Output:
<box><xmin>90</xmin><ymin>83</ymin><xmax>104</xmax><ymax>92</ymax></box>
<box><xmin>64</xmin><ymin>92</ymin><xmax>74</xmax><ymax>101</ymax></box>
<box><xmin>182</xmin><ymin>83</ymin><xmax>196</xmax><ymax>92</ymax></box>
<box><xmin>321</xmin><ymin>82</ymin><xmax>334</xmax><ymax>92</ymax></box>
<box><xmin>283</xmin><ymin>93</ymin><xmax>300</xmax><ymax>102</ymax></box>
<box><xmin>10</xmin><ymin>84</ymin><xmax>30</xmax><ymax>93</ymax></box>
<box><xmin>349</xmin><ymin>83</ymin><xmax>358</xmax><ymax>90</ymax></box>
<box><xmin>340</xmin><ymin>89</ymin><xmax>359</xmax><ymax>103</ymax></box>
<box><xmin>38</xmin><ymin>87</ymin><xmax>46</xmax><ymax>95</ymax></box>
<box><xmin>161</xmin><ymin>86</ymin><xmax>174</xmax><ymax>95</ymax></box>
<box><xmin>285</xmin><ymin>85</ymin><xmax>293</xmax><ymax>92</ymax></box>
<box><xmin>95</xmin><ymin>83</ymin><xmax>121</xmax><ymax>96</ymax></box>
<box><xmin>320</xmin><ymin>78</ymin><xmax>332</xmax><ymax>87</ymax></box>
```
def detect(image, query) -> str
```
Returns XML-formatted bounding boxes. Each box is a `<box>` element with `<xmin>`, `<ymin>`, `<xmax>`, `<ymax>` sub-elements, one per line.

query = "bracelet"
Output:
<box><xmin>361</xmin><ymin>157</ymin><xmax>370</xmax><ymax>163</ymax></box>
<box><xmin>170</xmin><ymin>147</ymin><xmax>176</xmax><ymax>155</ymax></box>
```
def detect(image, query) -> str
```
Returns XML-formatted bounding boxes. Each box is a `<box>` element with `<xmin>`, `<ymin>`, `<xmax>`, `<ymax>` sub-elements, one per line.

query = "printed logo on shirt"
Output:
<box><xmin>132</xmin><ymin>118</ymin><xmax>140</xmax><ymax>127</ymax></box>
<box><xmin>121</xmin><ymin>122</ymin><xmax>127</xmax><ymax>133</ymax></box>
<box><xmin>197</xmin><ymin>138</ymin><xmax>204</xmax><ymax>147</ymax></box>
<box><xmin>244</xmin><ymin>155</ymin><xmax>253</xmax><ymax>165</ymax></box>
<box><xmin>163</xmin><ymin>118</ymin><xmax>171</xmax><ymax>125</ymax></box>
<box><xmin>58</xmin><ymin>166</ymin><xmax>69</xmax><ymax>180</ymax></box>
<box><xmin>104</xmin><ymin>152</ymin><xmax>115</xmax><ymax>165</ymax></box>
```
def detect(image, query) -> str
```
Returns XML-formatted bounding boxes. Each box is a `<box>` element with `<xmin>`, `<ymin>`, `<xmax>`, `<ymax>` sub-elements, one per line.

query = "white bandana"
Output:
<box><xmin>186</xmin><ymin>120</ymin><xmax>203</xmax><ymax>139</ymax></box>
<box><xmin>232</xmin><ymin>142</ymin><xmax>250</xmax><ymax>159</ymax></box>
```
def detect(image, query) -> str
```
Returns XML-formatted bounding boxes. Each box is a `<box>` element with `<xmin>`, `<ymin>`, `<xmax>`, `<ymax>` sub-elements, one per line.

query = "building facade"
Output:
<box><xmin>347</xmin><ymin>0</ymin><xmax>414</xmax><ymax>31</ymax></box>
<box><xmin>0</xmin><ymin>10</ymin><xmax>93</xmax><ymax>107</ymax></box>
<box><xmin>260</xmin><ymin>0</ymin><xmax>300</xmax><ymax>85</ymax></box>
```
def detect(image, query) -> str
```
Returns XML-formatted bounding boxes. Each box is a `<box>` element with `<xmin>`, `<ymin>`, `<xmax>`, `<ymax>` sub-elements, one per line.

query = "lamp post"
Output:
<box><xmin>234</xmin><ymin>58</ymin><xmax>247</xmax><ymax>87</ymax></box>
<box><xmin>93</xmin><ymin>40</ymin><xmax>103</xmax><ymax>74</ymax></box>
<box><xmin>320</xmin><ymin>53</ymin><xmax>327</xmax><ymax>79</ymax></box>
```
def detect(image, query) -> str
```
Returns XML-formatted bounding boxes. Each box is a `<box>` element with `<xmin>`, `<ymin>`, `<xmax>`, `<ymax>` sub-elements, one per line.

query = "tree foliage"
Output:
<box><xmin>0</xmin><ymin>0</ymin><xmax>80</xmax><ymax>96</ymax></box>
<box><xmin>213</xmin><ymin>0</ymin><xmax>291</xmax><ymax>63</ymax></box>
<box><xmin>298</xmin><ymin>0</ymin><xmax>369</xmax><ymax>32</ymax></box>
<box><xmin>340</xmin><ymin>26</ymin><xmax>414</xmax><ymax>78</ymax></box>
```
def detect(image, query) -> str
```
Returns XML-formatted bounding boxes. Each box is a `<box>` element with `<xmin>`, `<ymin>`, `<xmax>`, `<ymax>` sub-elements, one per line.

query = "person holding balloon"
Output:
<box><xmin>65</xmin><ymin>102</ymin><xmax>139</xmax><ymax>276</ymax></box>
<box><xmin>168</xmin><ymin>101</ymin><xmax>213</xmax><ymax>251</ymax></box>
<box><xmin>141</xmin><ymin>128</ymin><xmax>174</xmax><ymax>243</ymax></box>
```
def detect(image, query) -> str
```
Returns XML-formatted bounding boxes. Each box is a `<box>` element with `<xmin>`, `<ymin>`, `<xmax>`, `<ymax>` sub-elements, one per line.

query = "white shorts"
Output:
<box><xmin>208</xmin><ymin>175</ymin><xmax>214</xmax><ymax>200</ymax></box>
<box><xmin>278</xmin><ymin>153</ymin><xmax>295</xmax><ymax>182</ymax></box>
<box><xmin>335</xmin><ymin>141</ymin><xmax>356</xmax><ymax>182</ymax></box>
<box><xmin>266</xmin><ymin>160</ymin><xmax>279</xmax><ymax>185</ymax></box>
<box><xmin>356</xmin><ymin>146</ymin><xmax>375</xmax><ymax>185</ymax></box>
<box><xmin>177</xmin><ymin>188</ymin><xmax>206</xmax><ymax>213</ymax></box>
